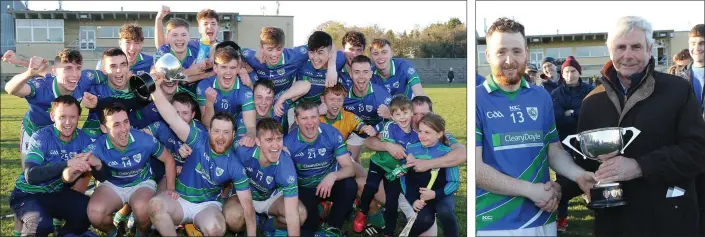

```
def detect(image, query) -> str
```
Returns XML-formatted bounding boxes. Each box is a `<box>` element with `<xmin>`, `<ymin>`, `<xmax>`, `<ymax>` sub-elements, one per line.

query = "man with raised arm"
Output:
<box><xmin>147</xmin><ymin>75</ymin><xmax>257</xmax><ymax>237</ymax></box>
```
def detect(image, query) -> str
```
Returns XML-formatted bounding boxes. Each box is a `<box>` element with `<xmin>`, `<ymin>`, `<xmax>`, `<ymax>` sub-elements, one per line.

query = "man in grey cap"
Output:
<box><xmin>525</xmin><ymin>64</ymin><xmax>540</xmax><ymax>86</ymax></box>
<box><xmin>540</xmin><ymin>57</ymin><xmax>561</xmax><ymax>93</ymax></box>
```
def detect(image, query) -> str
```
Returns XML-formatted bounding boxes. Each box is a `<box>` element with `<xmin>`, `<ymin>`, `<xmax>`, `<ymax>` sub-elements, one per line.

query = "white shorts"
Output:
<box><xmin>178</xmin><ymin>197</ymin><xmax>223</xmax><ymax>224</ymax></box>
<box><xmin>476</xmin><ymin>222</ymin><xmax>557</xmax><ymax>236</ymax></box>
<box><xmin>253</xmin><ymin>191</ymin><xmax>284</xmax><ymax>216</ymax></box>
<box><xmin>101</xmin><ymin>180</ymin><xmax>157</xmax><ymax>204</ymax></box>
<box><xmin>346</xmin><ymin>133</ymin><xmax>365</xmax><ymax>147</ymax></box>
<box><xmin>20</xmin><ymin>130</ymin><xmax>31</xmax><ymax>156</ymax></box>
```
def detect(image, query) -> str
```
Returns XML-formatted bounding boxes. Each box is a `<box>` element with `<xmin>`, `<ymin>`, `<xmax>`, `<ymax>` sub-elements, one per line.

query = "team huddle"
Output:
<box><xmin>2</xmin><ymin>6</ymin><xmax>466</xmax><ymax>237</ymax></box>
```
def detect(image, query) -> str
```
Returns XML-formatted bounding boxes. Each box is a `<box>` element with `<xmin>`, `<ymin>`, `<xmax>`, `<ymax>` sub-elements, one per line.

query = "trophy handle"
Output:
<box><xmin>562</xmin><ymin>134</ymin><xmax>587</xmax><ymax>159</ymax></box>
<box><xmin>620</xmin><ymin>127</ymin><xmax>641</xmax><ymax>154</ymax></box>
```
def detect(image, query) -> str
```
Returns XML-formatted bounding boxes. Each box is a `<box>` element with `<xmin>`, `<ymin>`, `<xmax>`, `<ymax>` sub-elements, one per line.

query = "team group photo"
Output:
<box><xmin>0</xmin><ymin>1</ymin><xmax>468</xmax><ymax>237</ymax></box>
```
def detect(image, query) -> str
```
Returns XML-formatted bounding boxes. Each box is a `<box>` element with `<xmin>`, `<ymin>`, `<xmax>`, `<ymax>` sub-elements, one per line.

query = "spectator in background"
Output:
<box><xmin>669</xmin><ymin>49</ymin><xmax>693</xmax><ymax>76</ymax></box>
<box><xmin>550</xmin><ymin>56</ymin><xmax>594</xmax><ymax>232</ymax></box>
<box><xmin>681</xmin><ymin>24</ymin><xmax>705</xmax><ymax>236</ymax></box>
<box><xmin>525</xmin><ymin>64</ymin><xmax>540</xmax><ymax>86</ymax></box>
<box><xmin>540</xmin><ymin>57</ymin><xmax>561</xmax><ymax>93</ymax></box>
<box><xmin>447</xmin><ymin>67</ymin><xmax>455</xmax><ymax>85</ymax></box>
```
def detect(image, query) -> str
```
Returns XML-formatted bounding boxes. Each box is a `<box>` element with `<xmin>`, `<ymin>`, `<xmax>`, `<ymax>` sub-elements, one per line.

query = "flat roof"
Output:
<box><xmin>6</xmin><ymin>9</ymin><xmax>283</xmax><ymax>21</ymax></box>
<box><xmin>477</xmin><ymin>29</ymin><xmax>680</xmax><ymax>44</ymax></box>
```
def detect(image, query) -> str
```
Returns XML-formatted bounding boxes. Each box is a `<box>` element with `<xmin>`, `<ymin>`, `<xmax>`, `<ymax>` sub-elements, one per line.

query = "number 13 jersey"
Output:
<box><xmin>475</xmin><ymin>75</ymin><xmax>559</xmax><ymax>232</ymax></box>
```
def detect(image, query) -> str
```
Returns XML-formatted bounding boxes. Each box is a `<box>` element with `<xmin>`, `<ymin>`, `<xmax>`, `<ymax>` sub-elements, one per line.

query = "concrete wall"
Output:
<box><xmin>406</xmin><ymin>58</ymin><xmax>467</xmax><ymax>84</ymax></box>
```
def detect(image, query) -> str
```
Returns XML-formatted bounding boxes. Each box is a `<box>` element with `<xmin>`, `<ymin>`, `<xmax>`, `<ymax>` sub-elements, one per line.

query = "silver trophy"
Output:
<box><xmin>562</xmin><ymin>127</ymin><xmax>640</xmax><ymax>209</ymax></box>
<box><xmin>129</xmin><ymin>53</ymin><xmax>185</xmax><ymax>102</ymax></box>
<box><xmin>153</xmin><ymin>53</ymin><xmax>188</xmax><ymax>81</ymax></box>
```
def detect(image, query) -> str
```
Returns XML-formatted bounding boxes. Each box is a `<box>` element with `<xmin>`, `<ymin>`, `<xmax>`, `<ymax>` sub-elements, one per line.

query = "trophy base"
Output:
<box><xmin>586</xmin><ymin>182</ymin><xmax>626</xmax><ymax>209</ymax></box>
<box><xmin>586</xmin><ymin>200</ymin><xmax>627</xmax><ymax>209</ymax></box>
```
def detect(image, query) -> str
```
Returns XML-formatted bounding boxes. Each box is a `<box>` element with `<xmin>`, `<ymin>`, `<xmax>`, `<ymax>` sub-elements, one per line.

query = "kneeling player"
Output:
<box><xmin>84</xmin><ymin>103</ymin><xmax>176</xmax><ymax>237</ymax></box>
<box><xmin>225</xmin><ymin>118</ymin><xmax>306</xmax><ymax>236</ymax></box>
<box><xmin>285</xmin><ymin>101</ymin><xmax>357</xmax><ymax>236</ymax></box>
<box><xmin>9</xmin><ymin>96</ymin><xmax>94</xmax><ymax>236</ymax></box>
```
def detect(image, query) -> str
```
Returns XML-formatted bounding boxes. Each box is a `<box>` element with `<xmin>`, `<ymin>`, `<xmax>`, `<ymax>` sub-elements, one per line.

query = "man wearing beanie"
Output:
<box><xmin>525</xmin><ymin>64</ymin><xmax>540</xmax><ymax>86</ymax></box>
<box><xmin>550</xmin><ymin>56</ymin><xmax>594</xmax><ymax>232</ymax></box>
<box><xmin>577</xmin><ymin>17</ymin><xmax>705</xmax><ymax>236</ymax></box>
<box><xmin>540</xmin><ymin>57</ymin><xmax>561</xmax><ymax>92</ymax></box>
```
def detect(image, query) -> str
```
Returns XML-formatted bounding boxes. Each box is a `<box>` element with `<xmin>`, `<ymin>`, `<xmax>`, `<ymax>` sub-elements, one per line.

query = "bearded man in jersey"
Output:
<box><xmin>148</xmin><ymin>75</ymin><xmax>257</xmax><ymax>237</ymax></box>
<box><xmin>475</xmin><ymin>17</ymin><xmax>595</xmax><ymax>236</ymax></box>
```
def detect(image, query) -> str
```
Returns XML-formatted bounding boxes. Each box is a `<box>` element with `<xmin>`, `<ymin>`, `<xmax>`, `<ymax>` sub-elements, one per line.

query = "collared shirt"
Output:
<box><xmin>476</xmin><ymin>74</ymin><xmax>558</xmax><ymax>231</ymax></box>
<box><xmin>284</xmin><ymin>123</ymin><xmax>348</xmax><ymax>188</ymax></box>
<box><xmin>371</xmin><ymin>58</ymin><xmax>422</xmax><ymax>98</ymax></box>
<box><xmin>176</xmin><ymin>124</ymin><xmax>249</xmax><ymax>203</ymax></box>
<box><xmin>242</xmin><ymin>45</ymin><xmax>310</xmax><ymax>94</ymax></box>
<box><xmin>84</xmin><ymin>129</ymin><xmax>165</xmax><ymax>188</ymax></box>
<box><xmin>319</xmin><ymin>109</ymin><xmax>365</xmax><ymax>141</ymax></box>
<box><xmin>343</xmin><ymin>82</ymin><xmax>392</xmax><ymax>128</ymax></box>
<box><xmin>232</xmin><ymin>146</ymin><xmax>298</xmax><ymax>201</ymax></box>
<box><xmin>13</xmin><ymin>126</ymin><xmax>92</xmax><ymax>196</ymax></box>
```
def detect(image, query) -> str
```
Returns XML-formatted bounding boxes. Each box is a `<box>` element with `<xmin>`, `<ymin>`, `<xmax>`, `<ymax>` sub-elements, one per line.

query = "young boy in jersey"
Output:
<box><xmin>81</xmin><ymin>48</ymin><xmax>135</xmax><ymax>138</ymax></box>
<box><xmin>369</xmin><ymin>39</ymin><xmax>425</xmax><ymax>98</ymax></box>
<box><xmin>353</xmin><ymin>95</ymin><xmax>417</xmax><ymax>236</ymax></box>
<box><xmin>343</xmin><ymin>55</ymin><xmax>392</xmax><ymax>161</ymax></box>
<box><xmin>154</xmin><ymin>17</ymin><xmax>212</xmax><ymax>87</ymax></box>
<box><xmin>225</xmin><ymin>118</ymin><xmax>305</xmax><ymax>236</ymax></box>
<box><xmin>95</xmin><ymin>23</ymin><xmax>154</xmax><ymax>75</ymax></box>
<box><xmin>197</xmin><ymin>45</ymin><xmax>257</xmax><ymax>146</ymax></box>
<box><xmin>338</xmin><ymin>31</ymin><xmax>367</xmax><ymax>90</ymax></box>
<box><xmin>241</xmin><ymin>27</ymin><xmax>310</xmax><ymax>95</ymax></box>
<box><xmin>83</xmin><ymin>103</ymin><xmax>177</xmax><ymax>237</ymax></box>
<box><xmin>403</xmin><ymin>113</ymin><xmax>457</xmax><ymax>237</ymax></box>
<box><xmin>9</xmin><ymin>96</ymin><xmax>95</xmax><ymax>237</ymax></box>
<box><xmin>235</xmin><ymin>79</ymin><xmax>289</xmax><ymax>140</ymax></box>
<box><xmin>284</xmin><ymin>101</ymin><xmax>357</xmax><ymax>236</ymax></box>
<box><xmin>148</xmin><ymin>76</ymin><xmax>257</xmax><ymax>237</ymax></box>
<box><xmin>273</xmin><ymin>31</ymin><xmax>344</xmax><ymax>108</ymax></box>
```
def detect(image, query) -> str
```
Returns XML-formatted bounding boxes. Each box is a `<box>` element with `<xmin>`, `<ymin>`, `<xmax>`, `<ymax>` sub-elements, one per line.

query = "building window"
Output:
<box><xmin>143</xmin><ymin>26</ymin><xmax>155</xmax><ymax>39</ymax></box>
<box><xmin>190</xmin><ymin>27</ymin><xmax>200</xmax><ymax>39</ymax></box>
<box><xmin>477</xmin><ymin>45</ymin><xmax>488</xmax><ymax>65</ymax></box>
<box><xmin>576</xmin><ymin>46</ymin><xmax>609</xmax><ymax>57</ymax></box>
<box><xmin>545</xmin><ymin>47</ymin><xmax>572</xmax><ymax>59</ymax></box>
<box><xmin>15</xmin><ymin>19</ymin><xmax>64</xmax><ymax>43</ymax></box>
<box><xmin>98</xmin><ymin>26</ymin><xmax>120</xmax><ymax>38</ymax></box>
<box><xmin>80</xmin><ymin>27</ymin><xmax>96</xmax><ymax>50</ymax></box>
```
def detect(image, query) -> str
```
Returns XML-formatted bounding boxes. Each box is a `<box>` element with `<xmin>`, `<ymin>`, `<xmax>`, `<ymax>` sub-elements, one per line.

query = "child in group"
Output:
<box><xmin>353</xmin><ymin>95</ymin><xmax>418</xmax><ymax>237</ymax></box>
<box><xmin>403</xmin><ymin>113</ymin><xmax>459</xmax><ymax>236</ymax></box>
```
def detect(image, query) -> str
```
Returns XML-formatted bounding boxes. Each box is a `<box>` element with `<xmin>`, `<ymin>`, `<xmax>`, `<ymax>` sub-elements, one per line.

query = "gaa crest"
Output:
<box><xmin>216</xmin><ymin>167</ymin><xmax>224</xmax><ymax>177</ymax></box>
<box><xmin>266</xmin><ymin>176</ymin><xmax>273</xmax><ymax>184</ymax></box>
<box><xmin>526</xmin><ymin>107</ymin><xmax>539</xmax><ymax>121</ymax></box>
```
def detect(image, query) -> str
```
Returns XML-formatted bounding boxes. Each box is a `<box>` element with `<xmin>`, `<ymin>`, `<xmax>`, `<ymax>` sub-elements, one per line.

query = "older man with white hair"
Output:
<box><xmin>576</xmin><ymin>16</ymin><xmax>705</xmax><ymax>236</ymax></box>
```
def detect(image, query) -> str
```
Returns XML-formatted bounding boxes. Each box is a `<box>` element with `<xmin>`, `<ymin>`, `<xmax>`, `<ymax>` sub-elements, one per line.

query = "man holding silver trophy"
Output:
<box><xmin>572</xmin><ymin>16</ymin><xmax>705</xmax><ymax>236</ymax></box>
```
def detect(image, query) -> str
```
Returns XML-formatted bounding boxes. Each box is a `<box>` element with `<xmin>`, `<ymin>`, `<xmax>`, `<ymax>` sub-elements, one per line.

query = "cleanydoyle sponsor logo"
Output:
<box><xmin>503</xmin><ymin>132</ymin><xmax>542</xmax><ymax>144</ymax></box>
<box><xmin>114</xmin><ymin>169</ymin><xmax>142</xmax><ymax>177</ymax></box>
<box><xmin>492</xmin><ymin>131</ymin><xmax>545</xmax><ymax>151</ymax></box>
<box><xmin>297</xmin><ymin>162</ymin><xmax>330</xmax><ymax>170</ymax></box>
